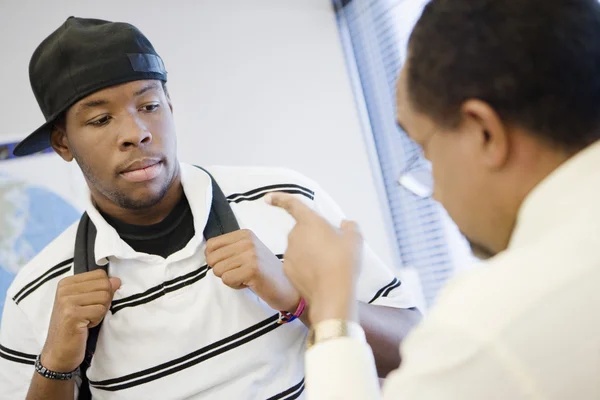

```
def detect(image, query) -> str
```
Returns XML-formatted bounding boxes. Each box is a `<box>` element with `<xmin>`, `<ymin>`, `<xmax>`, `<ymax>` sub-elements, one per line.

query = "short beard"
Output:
<box><xmin>73</xmin><ymin>150</ymin><xmax>173</xmax><ymax>211</ymax></box>
<box><xmin>109</xmin><ymin>184</ymin><xmax>170</xmax><ymax>210</ymax></box>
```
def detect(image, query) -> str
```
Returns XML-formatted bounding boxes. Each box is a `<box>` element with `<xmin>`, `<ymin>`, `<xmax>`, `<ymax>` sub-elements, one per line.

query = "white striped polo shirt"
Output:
<box><xmin>0</xmin><ymin>163</ymin><xmax>415</xmax><ymax>400</ymax></box>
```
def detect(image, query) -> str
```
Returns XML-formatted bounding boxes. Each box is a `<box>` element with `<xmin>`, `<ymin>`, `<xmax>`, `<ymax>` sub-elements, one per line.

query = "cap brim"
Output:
<box><xmin>12</xmin><ymin>120</ymin><xmax>54</xmax><ymax>157</ymax></box>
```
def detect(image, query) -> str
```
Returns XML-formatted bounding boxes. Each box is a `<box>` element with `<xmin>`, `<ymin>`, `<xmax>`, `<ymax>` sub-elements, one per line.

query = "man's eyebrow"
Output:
<box><xmin>134</xmin><ymin>82</ymin><xmax>160</xmax><ymax>97</ymax></box>
<box><xmin>74</xmin><ymin>82</ymin><xmax>161</xmax><ymax>117</ymax></box>
<box><xmin>75</xmin><ymin>99</ymin><xmax>109</xmax><ymax>116</ymax></box>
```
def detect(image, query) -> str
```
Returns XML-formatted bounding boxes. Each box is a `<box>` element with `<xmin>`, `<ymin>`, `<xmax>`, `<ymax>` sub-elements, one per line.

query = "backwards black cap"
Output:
<box><xmin>13</xmin><ymin>16</ymin><xmax>167</xmax><ymax>157</ymax></box>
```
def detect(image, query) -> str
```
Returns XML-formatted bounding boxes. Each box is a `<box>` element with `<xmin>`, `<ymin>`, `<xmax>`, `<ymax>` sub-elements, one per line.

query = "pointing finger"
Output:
<box><xmin>265</xmin><ymin>193</ymin><xmax>315</xmax><ymax>222</ymax></box>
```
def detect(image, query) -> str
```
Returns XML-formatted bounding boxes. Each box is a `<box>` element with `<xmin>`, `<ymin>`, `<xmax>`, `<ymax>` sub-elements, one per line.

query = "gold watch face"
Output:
<box><xmin>306</xmin><ymin>320</ymin><xmax>365</xmax><ymax>350</ymax></box>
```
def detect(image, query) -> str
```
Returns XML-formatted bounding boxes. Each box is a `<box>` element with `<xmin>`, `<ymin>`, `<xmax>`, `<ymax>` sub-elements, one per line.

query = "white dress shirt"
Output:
<box><xmin>306</xmin><ymin>140</ymin><xmax>600</xmax><ymax>399</ymax></box>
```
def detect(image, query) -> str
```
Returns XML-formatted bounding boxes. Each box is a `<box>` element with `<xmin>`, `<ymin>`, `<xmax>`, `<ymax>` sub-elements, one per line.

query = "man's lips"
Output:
<box><xmin>119</xmin><ymin>160</ymin><xmax>163</xmax><ymax>183</ymax></box>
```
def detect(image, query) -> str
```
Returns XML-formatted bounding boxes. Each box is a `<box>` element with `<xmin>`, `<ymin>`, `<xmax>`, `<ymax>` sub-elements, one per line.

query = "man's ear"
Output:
<box><xmin>460</xmin><ymin>99</ymin><xmax>510</xmax><ymax>170</ymax></box>
<box><xmin>49</xmin><ymin>126</ymin><xmax>74</xmax><ymax>162</ymax></box>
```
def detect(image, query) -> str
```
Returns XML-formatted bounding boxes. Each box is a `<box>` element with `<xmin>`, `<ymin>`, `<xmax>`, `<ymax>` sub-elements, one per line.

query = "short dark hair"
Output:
<box><xmin>407</xmin><ymin>0</ymin><xmax>600</xmax><ymax>150</ymax></box>
<box><xmin>53</xmin><ymin>80</ymin><xmax>169</xmax><ymax>130</ymax></box>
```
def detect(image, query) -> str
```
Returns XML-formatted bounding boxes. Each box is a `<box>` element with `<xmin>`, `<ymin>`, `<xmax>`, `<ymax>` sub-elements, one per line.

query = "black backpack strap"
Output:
<box><xmin>194</xmin><ymin>165</ymin><xmax>240</xmax><ymax>239</ymax></box>
<box><xmin>74</xmin><ymin>213</ymin><xmax>106</xmax><ymax>400</ymax></box>
<box><xmin>73</xmin><ymin>212</ymin><xmax>103</xmax><ymax>275</ymax></box>
<box><xmin>74</xmin><ymin>166</ymin><xmax>238</xmax><ymax>400</ymax></box>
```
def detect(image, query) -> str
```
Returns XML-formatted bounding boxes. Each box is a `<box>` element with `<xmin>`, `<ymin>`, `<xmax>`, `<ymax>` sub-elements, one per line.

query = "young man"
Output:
<box><xmin>268</xmin><ymin>0</ymin><xmax>600</xmax><ymax>398</ymax></box>
<box><xmin>0</xmin><ymin>17</ymin><xmax>420</xmax><ymax>400</ymax></box>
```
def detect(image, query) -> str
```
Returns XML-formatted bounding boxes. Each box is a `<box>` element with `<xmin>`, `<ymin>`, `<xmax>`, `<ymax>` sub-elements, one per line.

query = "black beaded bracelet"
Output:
<box><xmin>34</xmin><ymin>355</ymin><xmax>79</xmax><ymax>381</ymax></box>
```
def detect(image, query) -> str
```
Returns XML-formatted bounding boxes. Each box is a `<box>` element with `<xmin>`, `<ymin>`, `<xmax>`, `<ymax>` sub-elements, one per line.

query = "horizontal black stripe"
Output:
<box><xmin>368</xmin><ymin>278</ymin><xmax>398</xmax><ymax>304</ymax></box>
<box><xmin>0</xmin><ymin>344</ymin><xmax>36</xmax><ymax>360</ymax></box>
<box><xmin>15</xmin><ymin>266</ymin><xmax>72</xmax><ymax>304</ymax></box>
<box><xmin>227</xmin><ymin>184</ymin><xmax>314</xmax><ymax>204</ymax></box>
<box><xmin>0</xmin><ymin>352</ymin><xmax>36</xmax><ymax>366</ymax></box>
<box><xmin>267</xmin><ymin>377</ymin><xmax>305</xmax><ymax>400</ymax></box>
<box><xmin>91</xmin><ymin>314</ymin><xmax>282</xmax><ymax>391</ymax></box>
<box><xmin>13</xmin><ymin>258</ymin><xmax>73</xmax><ymax>303</ymax></box>
<box><xmin>229</xmin><ymin>187</ymin><xmax>314</xmax><ymax>201</ymax></box>
<box><xmin>285</xmin><ymin>386</ymin><xmax>305</xmax><ymax>400</ymax></box>
<box><xmin>0</xmin><ymin>344</ymin><xmax>36</xmax><ymax>366</ymax></box>
<box><xmin>111</xmin><ymin>288</ymin><xmax>164</xmax><ymax>315</ymax></box>
<box><xmin>229</xmin><ymin>189</ymin><xmax>314</xmax><ymax>204</ymax></box>
<box><xmin>382</xmin><ymin>281</ymin><xmax>401</xmax><ymax>298</ymax></box>
<box><xmin>93</xmin><ymin>314</ymin><xmax>278</xmax><ymax>386</ymax></box>
<box><xmin>110</xmin><ymin>265</ymin><xmax>210</xmax><ymax>314</ymax></box>
<box><xmin>112</xmin><ymin>255</ymin><xmax>283</xmax><ymax>314</ymax></box>
<box><xmin>227</xmin><ymin>184</ymin><xmax>314</xmax><ymax>200</ymax></box>
<box><xmin>14</xmin><ymin>265</ymin><xmax>73</xmax><ymax>305</ymax></box>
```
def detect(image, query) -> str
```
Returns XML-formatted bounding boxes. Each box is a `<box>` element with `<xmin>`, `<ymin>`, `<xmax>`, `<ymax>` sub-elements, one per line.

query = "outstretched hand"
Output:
<box><xmin>265</xmin><ymin>193</ymin><xmax>363</xmax><ymax>323</ymax></box>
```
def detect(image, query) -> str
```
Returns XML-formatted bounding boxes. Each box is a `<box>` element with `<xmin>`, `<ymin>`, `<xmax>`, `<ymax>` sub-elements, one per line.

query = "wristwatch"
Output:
<box><xmin>35</xmin><ymin>355</ymin><xmax>79</xmax><ymax>381</ymax></box>
<box><xmin>306</xmin><ymin>319</ymin><xmax>365</xmax><ymax>349</ymax></box>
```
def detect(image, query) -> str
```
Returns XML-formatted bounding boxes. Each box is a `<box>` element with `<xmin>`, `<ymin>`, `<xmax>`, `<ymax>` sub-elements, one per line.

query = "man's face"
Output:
<box><xmin>396</xmin><ymin>67</ymin><xmax>504</xmax><ymax>259</ymax></box>
<box><xmin>52</xmin><ymin>79</ymin><xmax>178</xmax><ymax>210</ymax></box>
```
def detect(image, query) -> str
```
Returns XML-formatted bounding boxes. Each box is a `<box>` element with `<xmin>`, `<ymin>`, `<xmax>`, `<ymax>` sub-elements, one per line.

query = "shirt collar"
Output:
<box><xmin>84</xmin><ymin>163</ymin><xmax>213</xmax><ymax>264</ymax></box>
<box><xmin>509</xmin><ymin>140</ymin><xmax>600</xmax><ymax>249</ymax></box>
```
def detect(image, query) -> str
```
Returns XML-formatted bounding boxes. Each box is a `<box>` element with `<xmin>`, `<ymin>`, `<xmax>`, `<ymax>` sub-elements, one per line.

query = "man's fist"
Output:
<box><xmin>205</xmin><ymin>230</ymin><xmax>300</xmax><ymax>313</ymax></box>
<box><xmin>41</xmin><ymin>269</ymin><xmax>120</xmax><ymax>372</ymax></box>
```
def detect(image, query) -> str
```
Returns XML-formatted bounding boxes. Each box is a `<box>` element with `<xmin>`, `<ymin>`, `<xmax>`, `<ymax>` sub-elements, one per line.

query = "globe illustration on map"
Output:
<box><xmin>0</xmin><ymin>175</ymin><xmax>80</xmax><ymax>320</ymax></box>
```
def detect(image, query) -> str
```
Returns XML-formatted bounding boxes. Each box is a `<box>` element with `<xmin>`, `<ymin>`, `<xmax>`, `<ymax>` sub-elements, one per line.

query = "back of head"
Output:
<box><xmin>407</xmin><ymin>0</ymin><xmax>600</xmax><ymax>151</ymax></box>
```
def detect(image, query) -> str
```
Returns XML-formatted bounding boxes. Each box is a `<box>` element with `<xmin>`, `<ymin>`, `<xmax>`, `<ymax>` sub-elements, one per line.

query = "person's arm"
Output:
<box><xmin>26</xmin><ymin>374</ymin><xmax>75</xmax><ymax>400</ymax></box>
<box><xmin>308</xmin><ymin>182</ymin><xmax>421</xmax><ymax>376</ymax></box>
<box><xmin>306</xmin><ymin>336</ymin><xmax>381</xmax><ymax>400</ymax></box>
<box><xmin>359</xmin><ymin>303</ymin><xmax>421</xmax><ymax>376</ymax></box>
<box><xmin>267</xmin><ymin>194</ymin><xmax>528</xmax><ymax>400</ymax></box>
<box><xmin>298</xmin><ymin>301</ymin><xmax>419</xmax><ymax>377</ymax></box>
<box><xmin>297</xmin><ymin>303</ymin><xmax>419</xmax><ymax>399</ymax></box>
<box><xmin>305</xmin><ymin>313</ymin><xmax>527</xmax><ymax>400</ymax></box>
<box><xmin>204</xmin><ymin>222</ymin><xmax>421</xmax><ymax>380</ymax></box>
<box><xmin>22</xmin><ymin>270</ymin><xmax>120</xmax><ymax>400</ymax></box>
<box><xmin>382</xmin><ymin>309</ymin><xmax>534</xmax><ymax>400</ymax></box>
<box><xmin>0</xmin><ymin>288</ymin><xmax>78</xmax><ymax>400</ymax></box>
<box><xmin>266</xmin><ymin>193</ymin><xmax>383</xmax><ymax>399</ymax></box>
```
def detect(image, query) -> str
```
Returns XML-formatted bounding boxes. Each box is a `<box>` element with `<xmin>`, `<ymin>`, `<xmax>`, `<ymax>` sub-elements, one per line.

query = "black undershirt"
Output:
<box><xmin>100</xmin><ymin>195</ymin><xmax>195</xmax><ymax>258</ymax></box>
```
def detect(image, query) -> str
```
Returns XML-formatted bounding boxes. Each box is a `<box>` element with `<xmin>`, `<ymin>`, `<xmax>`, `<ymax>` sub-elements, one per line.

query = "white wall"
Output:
<box><xmin>0</xmin><ymin>0</ymin><xmax>400</xmax><ymax>269</ymax></box>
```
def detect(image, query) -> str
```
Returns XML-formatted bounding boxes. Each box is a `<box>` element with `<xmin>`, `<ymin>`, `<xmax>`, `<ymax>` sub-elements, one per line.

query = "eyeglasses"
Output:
<box><xmin>397</xmin><ymin>149</ymin><xmax>433</xmax><ymax>198</ymax></box>
<box><xmin>395</xmin><ymin>123</ymin><xmax>438</xmax><ymax>198</ymax></box>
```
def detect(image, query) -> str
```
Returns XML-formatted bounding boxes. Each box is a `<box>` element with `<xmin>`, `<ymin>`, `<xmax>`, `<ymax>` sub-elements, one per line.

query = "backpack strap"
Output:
<box><xmin>74</xmin><ymin>166</ymin><xmax>238</xmax><ymax>400</ymax></box>
<box><xmin>194</xmin><ymin>165</ymin><xmax>240</xmax><ymax>239</ymax></box>
<box><xmin>73</xmin><ymin>212</ymin><xmax>104</xmax><ymax>400</ymax></box>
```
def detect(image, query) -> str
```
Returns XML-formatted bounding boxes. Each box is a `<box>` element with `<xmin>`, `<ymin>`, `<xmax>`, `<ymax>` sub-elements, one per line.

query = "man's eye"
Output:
<box><xmin>88</xmin><ymin>115</ymin><xmax>111</xmax><ymax>126</ymax></box>
<box><xmin>141</xmin><ymin>103</ymin><xmax>160</xmax><ymax>112</ymax></box>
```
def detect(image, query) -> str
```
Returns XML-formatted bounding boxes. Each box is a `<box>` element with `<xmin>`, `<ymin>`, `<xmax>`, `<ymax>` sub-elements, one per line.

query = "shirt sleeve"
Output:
<box><xmin>304</xmin><ymin>318</ymin><xmax>528</xmax><ymax>400</ymax></box>
<box><xmin>312</xmin><ymin>185</ymin><xmax>416</xmax><ymax>309</ymax></box>
<box><xmin>305</xmin><ymin>337</ymin><xmax>381</xmax><ymax>400</ymax></box>
<box><xmin>0</xmin><ymin>296</ymin><xmax>41</xmax><ymax>400</ymax></box>
<box><xmin>381</xmin><ymin>319</ymin><xmax>530</xmax><ymax>400</ymax></box>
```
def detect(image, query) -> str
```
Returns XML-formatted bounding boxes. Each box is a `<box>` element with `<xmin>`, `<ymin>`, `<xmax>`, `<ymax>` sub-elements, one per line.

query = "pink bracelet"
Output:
<box><xmin>278</xmin><ymin>298</ymin><xmax>306</xmax><ymax>324</ymax></box>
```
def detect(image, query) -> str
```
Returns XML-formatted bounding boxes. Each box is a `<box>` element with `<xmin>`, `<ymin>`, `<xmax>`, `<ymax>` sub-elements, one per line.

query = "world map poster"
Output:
<box><xmin>0</xmin><ymin>137</ymin><xmax>86</xmax><ymax>322</ymax></box>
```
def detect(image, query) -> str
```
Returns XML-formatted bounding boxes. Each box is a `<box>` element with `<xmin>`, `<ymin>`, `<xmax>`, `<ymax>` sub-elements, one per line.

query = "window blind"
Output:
<box><xmin>334</xmin><ymin>0</ymin><xmax>474</xmax><ymax>306</ymax></box>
